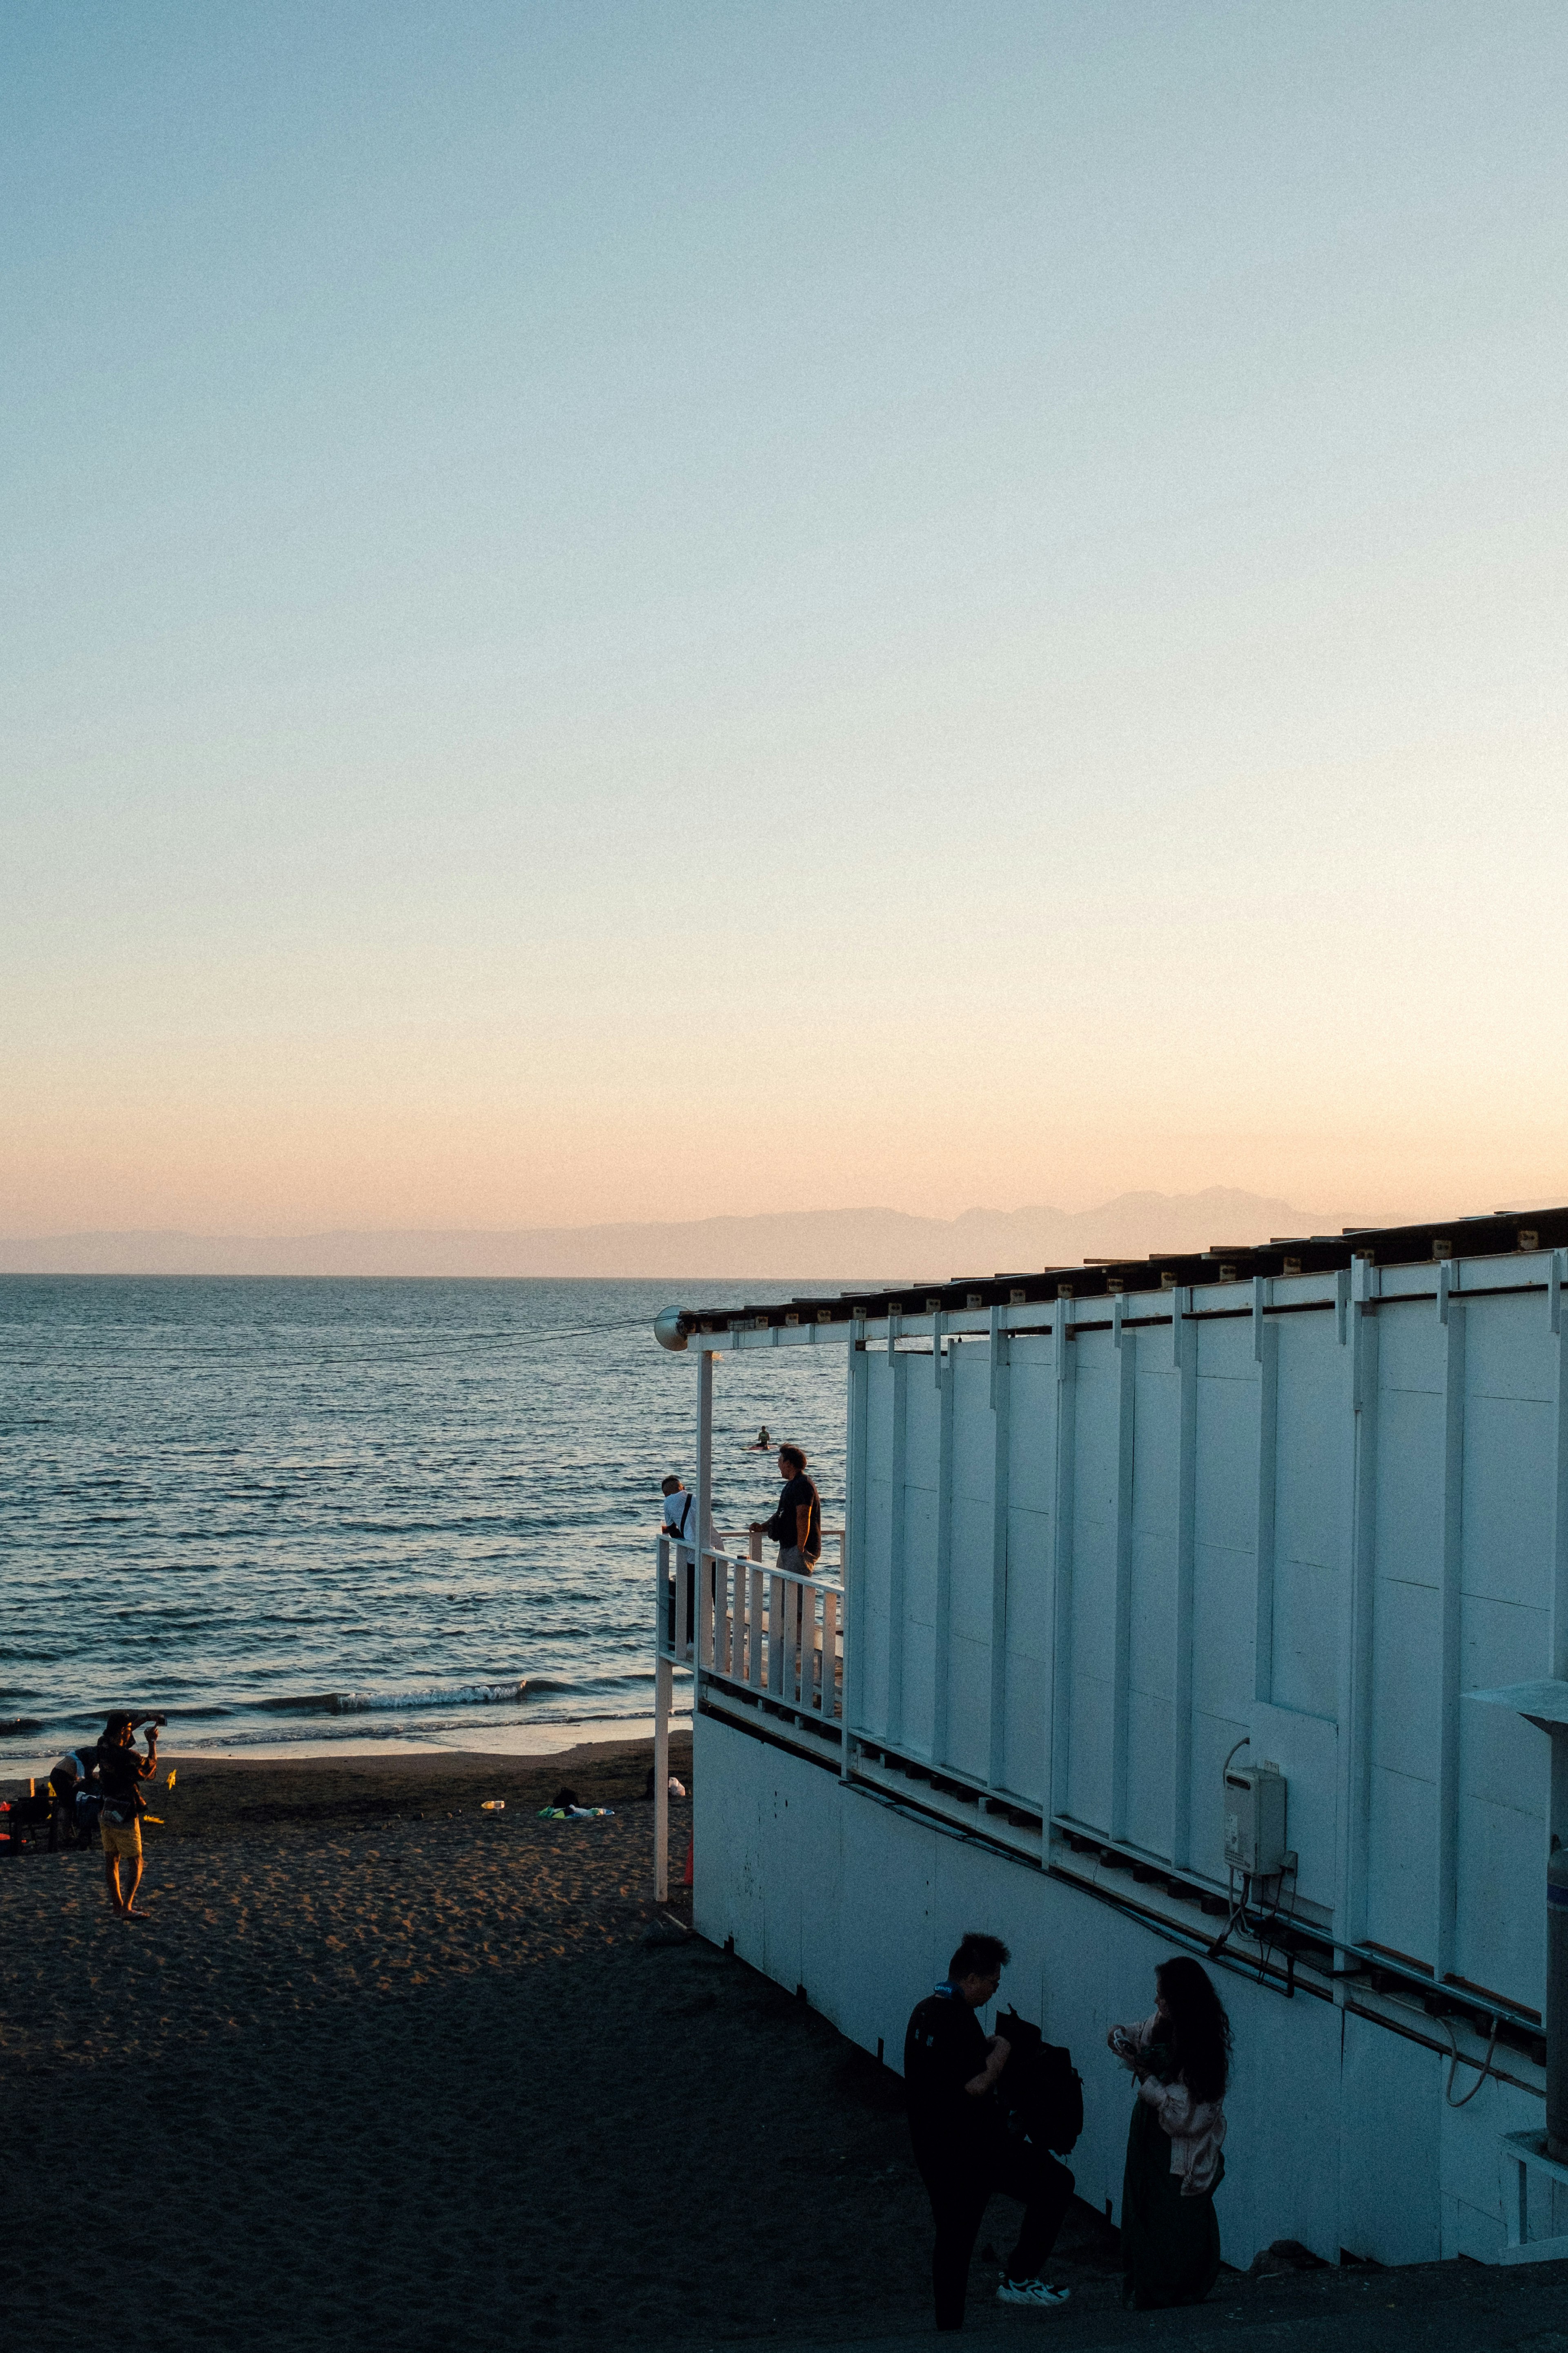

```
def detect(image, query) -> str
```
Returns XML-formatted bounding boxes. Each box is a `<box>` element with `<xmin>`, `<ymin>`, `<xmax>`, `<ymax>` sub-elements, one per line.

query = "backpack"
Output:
<box><xmin>996</xmin><ymin>2006</ymin><xmax>1084</xmax><ymax>2157</ymax></box>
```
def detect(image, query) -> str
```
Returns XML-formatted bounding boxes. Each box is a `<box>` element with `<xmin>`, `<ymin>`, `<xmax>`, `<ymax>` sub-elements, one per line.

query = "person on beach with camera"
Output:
<box><xmin>904</xmin><ymin>1932</ymin><xmax>1074</xmax><ymax>2328</ymax></box>
<box><xmin>94</xmin><ymin>1711</ymin><xmax>162</xmax><ymax>1918</ymax></box>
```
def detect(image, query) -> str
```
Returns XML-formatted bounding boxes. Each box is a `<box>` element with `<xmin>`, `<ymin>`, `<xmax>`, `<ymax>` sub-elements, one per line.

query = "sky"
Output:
<box><xmin>4</xmin><ymin>1</ymin><xmax>1567</xmax><ymax>1238</ymax></box>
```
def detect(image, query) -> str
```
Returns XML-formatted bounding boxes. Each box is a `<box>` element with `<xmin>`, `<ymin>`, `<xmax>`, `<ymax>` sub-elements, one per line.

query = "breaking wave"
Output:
<box><xmin>257</xmin><ymin>1681</ymin><xmax>530</xmax><ymax>1716</ymax></box>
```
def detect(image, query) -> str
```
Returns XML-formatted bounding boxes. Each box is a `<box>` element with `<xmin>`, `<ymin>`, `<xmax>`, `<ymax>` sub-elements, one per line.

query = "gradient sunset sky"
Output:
<box><xmin>5</xmin><ymin>2</ymin><xmax>1566</xmax><ymax>1237</ymax></box>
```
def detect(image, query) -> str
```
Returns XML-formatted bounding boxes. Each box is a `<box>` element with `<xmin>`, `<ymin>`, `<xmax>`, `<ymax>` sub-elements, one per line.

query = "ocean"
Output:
<box><xmin>0</xmin><ymin>1274</ymin><xmax>848</xmax><ymax>1767</ymax></box>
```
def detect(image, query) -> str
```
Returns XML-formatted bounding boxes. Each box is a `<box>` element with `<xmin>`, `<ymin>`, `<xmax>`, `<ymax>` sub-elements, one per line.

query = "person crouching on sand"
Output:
<box><xmin>95</xmin><ymin>1711</ymin><xmax>160</xmax><ymax>1919</ymax></box>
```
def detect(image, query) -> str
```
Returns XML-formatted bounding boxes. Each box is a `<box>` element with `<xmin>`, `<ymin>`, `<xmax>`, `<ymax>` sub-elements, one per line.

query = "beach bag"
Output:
<box><xmin>996</xmin><ymin>2007</ymin><xmax>1084</xmax><ymax>2158</ymax></box>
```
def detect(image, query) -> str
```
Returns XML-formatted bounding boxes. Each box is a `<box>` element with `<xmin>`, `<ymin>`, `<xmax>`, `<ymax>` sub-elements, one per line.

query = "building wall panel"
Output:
<box><xmin>949</xmin><ymin>1493</ymin><xmax>993</xmax><ymax>1644</ymax></box>
<box><xmin>1364</xmin><ymin>1763</ymin><xmax>1436</xmax><ymax>1963</ymax></box>
<box><xmin>1340</xmin><ymin>2011</ymin><xmax>1442</xmax><ymax>2264</ymax></box>
<box><xmin>1064</xmin><ymin>1335</ymin><xmax>1120</xmax><ymax>1830</ymax></box>
<box><xmin>1270</xmin><ymin>1314</ymin><xmax>1342</xmax><ymax>1717</ymax></box>
<box><xmin>1127</xmin><ymin>1358</ymin><xmax>1179</xmax><ymax>1709</ymax></box>
<box><xmin>951</xmin><ymin>1345</ymin><xmax>994</xmax><ymax>1506</ymax></box>
<box><xmin>1368</xmin><ymin>1572</ymin><xmax>1441</xmax><ymax>1779</ymax></box>
<box><xmin>1193</xmin><ymin>1327</ymin><xmax>1260</xmax><ymax>1557</ymax></box>
<box><xmin>902</xmin><ymin>1354</ymin><xmax>942</xmax><ymax>1481</ymax></box>
<box><xmin>1465</xmin><ymin>1293</ymin><xmax>1557</xmax><ymax>1404</ymax></box>
<box><xmin>944</xmin><ymin>1631</ymin><xmax>992</xmax><ymax>1783</ymax></box>
<box><xmin>860</xmin><ymin>1353</ymin><xmax>896</xmax><ymax>1736</ymax></box>
<box><xmin>1001</xmin><ymin>1503</ymin><xmax>1050</xmax><ymax>1803</ymax></box>
<box><xmin>1461</xmin><ymin>1393</ymin><xmax>1554</xmax><ymax>1609</ymax></box>
<box><xmin>1189</xmin><ymin>1340</ymin><xmax>1260</xmax><ymax>1847</ymax></box>
<box><xmin>837</xmin><ymin>1778</ymin><xmax>938</xmax><ymax>2061</ymax></box>
<box><xmin>1007</xmin><ymin>1339</ymin><xmax>1057</xmax><ymax>1514</ymax></box>
<box><xmin>901</xmin><ymin>1617</ymin><xmax>937</xmax><ymax>1756</ymax></box>
<box><xmin>1455</xmin><ymin>1793</ymin><xmax>1543</xmax><ymax>2009</ymax></box>
<box><xmin>1123</xmin><ymin>1685</ymin><xmax>1174</xmax><ymax>1856</ymax></box>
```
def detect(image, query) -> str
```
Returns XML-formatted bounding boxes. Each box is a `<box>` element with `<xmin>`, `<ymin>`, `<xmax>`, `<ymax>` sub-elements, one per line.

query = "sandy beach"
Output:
<box><xmin>12</xmin><ymin>1738</ymin><xmax>1568</xmax><ymax>2353</ymax></box>
<box><xmin>0</xmin><ymin>1733</ymin><xmax>1123</xmax><ymax>2351</ymax></box>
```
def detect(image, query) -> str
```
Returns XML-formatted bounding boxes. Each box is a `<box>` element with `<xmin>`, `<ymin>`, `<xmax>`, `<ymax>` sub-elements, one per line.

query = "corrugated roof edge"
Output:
<box><xmin>667</xmin><ymin>1204</ymin><xmax>1568</xmax><ymax>1338</ymax></box>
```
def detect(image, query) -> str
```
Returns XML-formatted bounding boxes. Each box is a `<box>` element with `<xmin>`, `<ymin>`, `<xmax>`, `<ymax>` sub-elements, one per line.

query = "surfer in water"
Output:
<box><xmin>747</xmin><ymin>1425</ymin><xmax>772</xmax><ymax>1452</ymax></box>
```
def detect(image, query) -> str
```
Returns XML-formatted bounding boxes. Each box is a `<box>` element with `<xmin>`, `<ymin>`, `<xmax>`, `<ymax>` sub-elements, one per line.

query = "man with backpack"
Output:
<box><xmin>904</xmin><ymin>1931</ymin><xmax>1076</xmax><ymax>2328</ymax></box>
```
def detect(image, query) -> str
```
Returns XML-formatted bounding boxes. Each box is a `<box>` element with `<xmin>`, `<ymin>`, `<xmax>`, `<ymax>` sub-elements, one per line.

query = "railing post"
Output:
<box><xmin>748</xmin><ymin>1563</ymin><xmax>764</xmax><ymax>1687</ymax></box>
<box><xmin>747</xmin><ymin>1527</ymin><xmax>763</xmax><ymax>1688</ymax></box>
<box><xmin>696</xmin><ymin>1349</ymin><xmax>716</xmax><ymax>1551</ymax></box>
<box><xmin>654</xmin><ymin>1663</ymin><xmax>671</xmax><ymax>1900</ymax></box>
<box><xmin>698</xmin><ymin>1548</ymin><xmax>714</xmax><ymax>1669</ymax></box>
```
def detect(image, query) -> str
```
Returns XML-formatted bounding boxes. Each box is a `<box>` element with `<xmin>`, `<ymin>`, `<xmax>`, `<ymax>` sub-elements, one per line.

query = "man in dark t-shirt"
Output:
<box><xmin>752</xmin><ymin>1443</ymin><xmax>821</xmax><ymax>1573</ymax></box>
<box><xmin>94</xmin><ymin>1711</ymin><xmax>160</xmax><ymax>1918</ymax></box>
<box><xmin>904</xmin><ymin>1931</ymin><xmax>1073</xmax><ymax>2328</ymax></box>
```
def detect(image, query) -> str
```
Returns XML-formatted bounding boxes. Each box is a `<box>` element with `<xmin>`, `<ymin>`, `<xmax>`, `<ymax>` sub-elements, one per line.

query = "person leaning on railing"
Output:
<box><xmin>750</xmin><ymin>1442</ymin><xmax>821</xmax><ymax>1575</ymax></box>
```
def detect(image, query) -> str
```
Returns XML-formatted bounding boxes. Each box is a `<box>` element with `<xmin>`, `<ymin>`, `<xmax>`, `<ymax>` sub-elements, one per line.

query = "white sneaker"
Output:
<box><xmin>996</xmin><ymin>2276</ymin><xmax>1071</xmax><ymax>2309</ymax></box>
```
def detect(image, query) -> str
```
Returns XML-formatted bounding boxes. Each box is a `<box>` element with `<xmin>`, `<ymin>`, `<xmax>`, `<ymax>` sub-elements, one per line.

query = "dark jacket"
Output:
<box><xmin>764</xmin><ymin>1473</ymin><xmax>821</xmax><ymax>1562</ymax></box>
<box><xmin>904</xmin><ymin>1985</ymin><xmax>1002</xmax><ymax>2169</ymax></box>
<box><xmin>96</xmin><ymin>1741</ymin><xmax>154</xmax><ymax>1817</ymax></box>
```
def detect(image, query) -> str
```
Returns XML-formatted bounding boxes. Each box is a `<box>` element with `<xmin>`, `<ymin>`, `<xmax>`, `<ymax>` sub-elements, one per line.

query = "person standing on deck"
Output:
<box><xmin>751</xmin><ymin>1443</ymin><xmax>820</xmax><ymax>1573</ymax></box>
<box><xmin>905</xmin><ymin>1933</ymin><xmax>1074</xmax><ymax>2326</ymax></box>
<box><xmin>660</xmin><ymin>1474</ymin><xmax>704</xmax><ymax>1646</ymax></box>
<box><xmin>659</xmin><ymin>1474</ymin><xmax>698</xmax><ymax>1548</ymax></box>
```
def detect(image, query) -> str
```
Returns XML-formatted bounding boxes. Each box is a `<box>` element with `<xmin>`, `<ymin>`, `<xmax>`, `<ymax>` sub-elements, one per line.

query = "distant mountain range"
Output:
<box><xmin>0</xmin><ymin>1189</ymin><xmax>1378</xmax><ymax>1280</ymax></box>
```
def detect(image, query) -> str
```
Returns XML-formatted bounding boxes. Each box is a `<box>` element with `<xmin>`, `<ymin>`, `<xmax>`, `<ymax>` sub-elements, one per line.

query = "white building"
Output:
<box><xmin>652</xmin><ymin>1209</ymin><xmax>1568</xmax><ymax>2268</ymax></box>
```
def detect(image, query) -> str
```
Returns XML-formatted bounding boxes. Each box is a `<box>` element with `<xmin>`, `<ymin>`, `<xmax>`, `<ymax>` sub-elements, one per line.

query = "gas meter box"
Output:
<box><xmin>1223</xmin><ymin>1762</ymin><xmax>1288</xmax><ymax>1876</ymax></box>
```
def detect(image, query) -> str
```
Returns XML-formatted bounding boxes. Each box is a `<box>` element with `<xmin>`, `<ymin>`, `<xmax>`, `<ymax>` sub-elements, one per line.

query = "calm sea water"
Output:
<box><xmin>0</xmin><ymin>1276</ymin><xmax>847</xmax><ymax>1761</ymax></box>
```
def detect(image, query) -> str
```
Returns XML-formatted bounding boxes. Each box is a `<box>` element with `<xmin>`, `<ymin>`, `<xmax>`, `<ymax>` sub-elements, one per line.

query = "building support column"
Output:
<box><xmin>653</xmin><ymin>1649</ymin><xmax>672</xmax><ymax>1902</ymax></box>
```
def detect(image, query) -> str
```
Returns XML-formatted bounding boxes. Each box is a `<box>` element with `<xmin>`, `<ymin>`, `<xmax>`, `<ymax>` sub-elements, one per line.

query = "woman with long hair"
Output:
<box><xmin>1108</xmin><ymin>1956</ymin><xmax>1232</xmax><ymax>2308</ymax></box>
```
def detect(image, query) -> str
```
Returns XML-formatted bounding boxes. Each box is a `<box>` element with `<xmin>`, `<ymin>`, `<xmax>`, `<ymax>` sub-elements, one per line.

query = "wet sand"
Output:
<box><xmin>0</xmin><ymin>1736</ymin><xmax>1127</xmax><ymax>2351</ymax></box>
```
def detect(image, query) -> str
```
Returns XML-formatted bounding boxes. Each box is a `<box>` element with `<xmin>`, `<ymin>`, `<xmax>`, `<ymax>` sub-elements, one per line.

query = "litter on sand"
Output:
<box><xmin>480</xmin><ymin>1799</ymin><xmax>505</xmax><ymax>1810</ymax></box>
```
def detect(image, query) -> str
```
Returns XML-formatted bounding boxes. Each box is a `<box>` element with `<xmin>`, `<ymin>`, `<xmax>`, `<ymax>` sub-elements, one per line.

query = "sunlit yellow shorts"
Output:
<box><xmin>100</xmin><ymin>1815</ymin><xmax>141</xmax><ymax>1858</ymax></box>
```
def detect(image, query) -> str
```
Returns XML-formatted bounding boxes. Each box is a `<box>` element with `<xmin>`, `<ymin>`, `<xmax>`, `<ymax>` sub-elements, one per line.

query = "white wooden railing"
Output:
<box><xmin>656</xmin><ymin>1532</ymin><xmax>844</xmax><ymax>1724</ymax></box>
